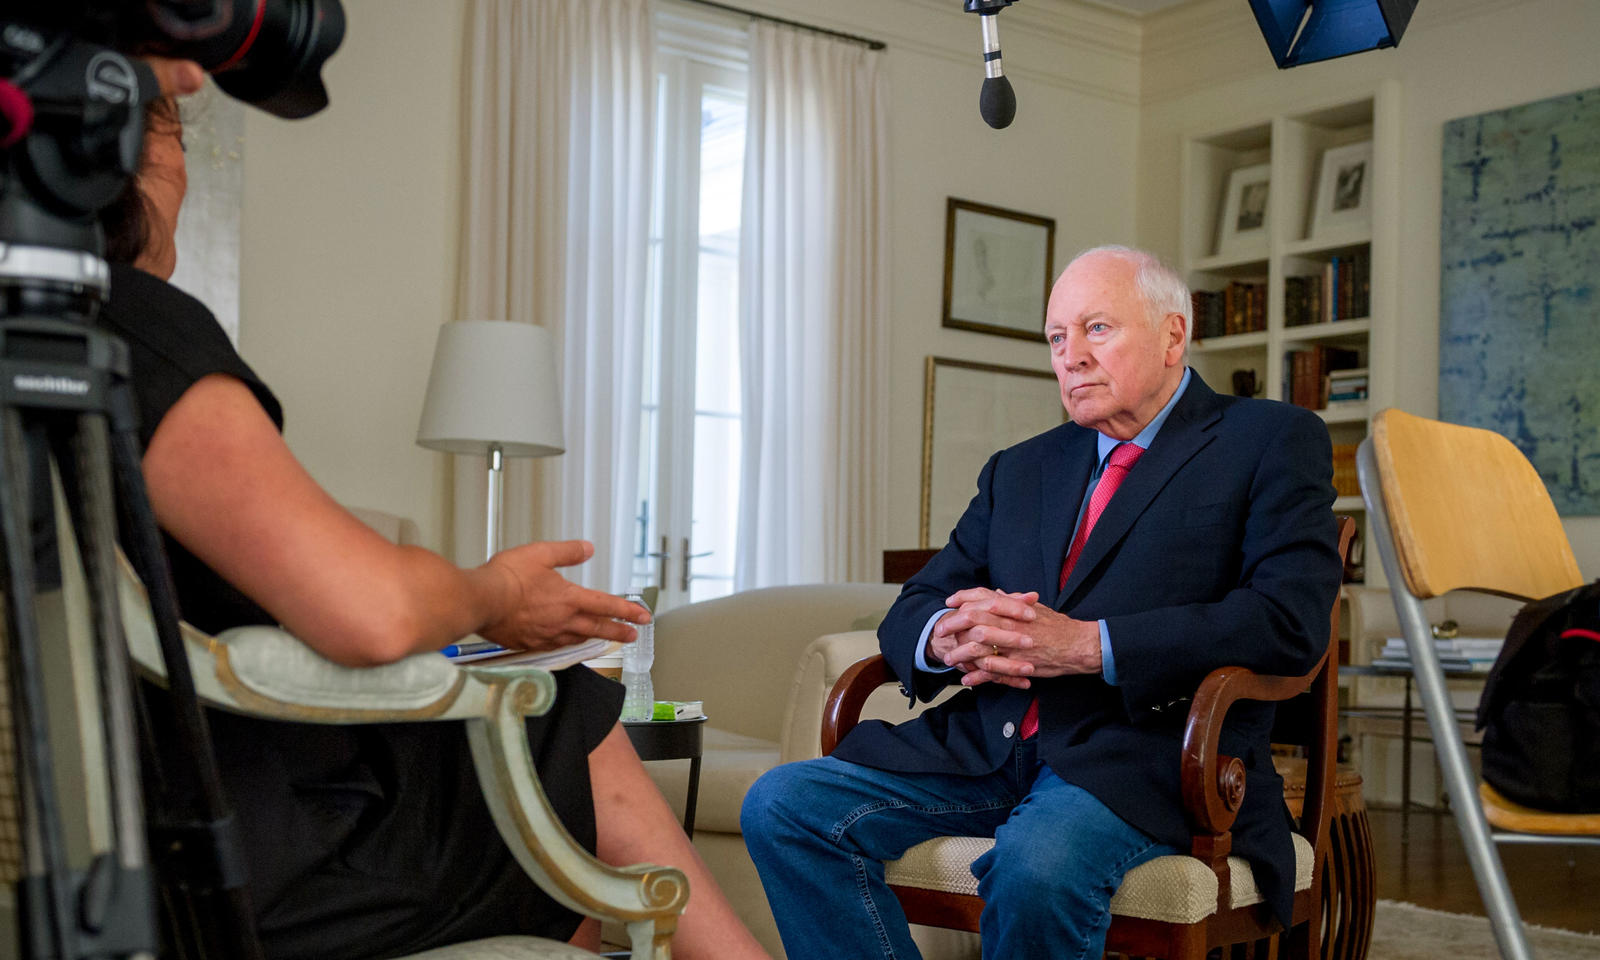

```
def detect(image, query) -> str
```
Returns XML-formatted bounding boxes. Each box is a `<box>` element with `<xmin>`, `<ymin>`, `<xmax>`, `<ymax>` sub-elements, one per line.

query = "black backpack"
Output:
<box><xmin>1475</xmin><ymin>580</ymin><xmax>1600</xmax><ymax>813</ymax></box>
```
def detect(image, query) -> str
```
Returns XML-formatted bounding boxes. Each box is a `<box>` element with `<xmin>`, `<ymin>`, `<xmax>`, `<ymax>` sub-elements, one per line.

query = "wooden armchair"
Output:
<box><xmin>821</xmin><ymin>517</ymin><xmax>1356</xmax><ymax>960</ymax></box>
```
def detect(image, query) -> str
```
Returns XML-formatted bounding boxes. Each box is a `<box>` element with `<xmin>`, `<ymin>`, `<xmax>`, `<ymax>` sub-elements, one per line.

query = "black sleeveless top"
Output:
<box><xmin>99</xmin><ymin>264</ymin><xmax>283</xmax><ymax>634</ymax></box>
<box><xmin>98</xmin><ymin>264</ymin><xmax>617</xmax><ymax>959</ymax></box>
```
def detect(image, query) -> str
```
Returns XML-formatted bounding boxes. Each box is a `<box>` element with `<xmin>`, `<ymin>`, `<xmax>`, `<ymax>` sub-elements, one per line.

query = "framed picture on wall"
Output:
<box><xmin>941</xmin><ymin>198</ymin><xmax>1055</xmax><ymax>342</ymax></box>
<box><xmin>920</xmin><ymin>357</ymin><xmax>1065</xmax><ymax>547</ymax></box>
<box><xmin>1310</xmin><ymin>140</ymin><xmax>1373</xmax><ymax>239</ymax></box>
<box><xmin>1214</xmin><ymin>162</ymin><xmax>1271</xmax><ymax>258</ymax></box>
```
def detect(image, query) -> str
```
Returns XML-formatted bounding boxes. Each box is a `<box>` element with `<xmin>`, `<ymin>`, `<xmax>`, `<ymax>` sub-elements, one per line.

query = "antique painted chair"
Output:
<box><xmin>821</xmin><ymin>517</ymin><xmax>1357</xmax><ymax>960</ymax></box>
<box><xmin>1359</xmin><ymin>408</ymin><xmax>1600</xmax><ymax>960</ymax></box>
<box><xmin>0</xmin><ymin>505</ymin><xmax>686</xmax><ymax>960</ymax></box>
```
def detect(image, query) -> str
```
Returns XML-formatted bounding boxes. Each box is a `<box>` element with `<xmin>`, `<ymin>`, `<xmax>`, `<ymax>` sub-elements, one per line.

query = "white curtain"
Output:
<box><xmin>457</xmin><ymin>0</ymin><xmax>654</xmax><ymax>590</ymax></box>
<box><xmin>736</xmin><ymin>22</ymin><xmax>890</xmax><ymax>588</ymax></box>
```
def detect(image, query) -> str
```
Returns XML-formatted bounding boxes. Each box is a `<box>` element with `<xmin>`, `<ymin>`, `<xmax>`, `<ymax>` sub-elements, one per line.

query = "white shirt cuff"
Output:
<box><xmin>914</xmin><ymin>608</ymin><xmax>957</xmax><ymax>673</ymax></box>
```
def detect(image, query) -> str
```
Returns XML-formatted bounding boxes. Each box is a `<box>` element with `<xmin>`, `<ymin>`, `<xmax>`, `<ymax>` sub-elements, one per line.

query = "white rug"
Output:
<box><xmin>1372</xmin><ymin>899</ymin><xmax>1600</xmax><ymax>960</ymax></box>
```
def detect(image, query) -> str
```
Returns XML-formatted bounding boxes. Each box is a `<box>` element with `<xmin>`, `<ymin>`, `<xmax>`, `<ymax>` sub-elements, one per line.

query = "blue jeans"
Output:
<box><xmin>740</xmin><ymin>741</ymin><xmax>1178</xmax><ymax>960</ymax></box>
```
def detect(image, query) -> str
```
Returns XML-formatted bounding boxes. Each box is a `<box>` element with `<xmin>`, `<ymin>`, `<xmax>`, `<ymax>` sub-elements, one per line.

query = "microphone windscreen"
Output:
<box><xmin>979</xmin><ymin>75</ymin><xmax>1015</xmax><ymax>129</ymax></box>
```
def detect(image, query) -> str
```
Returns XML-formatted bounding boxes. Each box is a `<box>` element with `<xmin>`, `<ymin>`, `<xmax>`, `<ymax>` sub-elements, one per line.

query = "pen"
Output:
<box><xmin>440</xmin><ymin>639</ymin><xmax>505</xmax><ymax>659</ymax></box>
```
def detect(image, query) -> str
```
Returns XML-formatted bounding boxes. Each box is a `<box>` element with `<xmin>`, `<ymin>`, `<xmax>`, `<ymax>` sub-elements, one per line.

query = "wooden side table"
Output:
<box><xmin>623</xmin><ymin>716</ymin><xmax>706</xmax><ymax>837</ymax></box>
<box><xmin>1281</xmin><ymin>759</ymin><xmax>1376</xmax><ymax>960</ymax></box>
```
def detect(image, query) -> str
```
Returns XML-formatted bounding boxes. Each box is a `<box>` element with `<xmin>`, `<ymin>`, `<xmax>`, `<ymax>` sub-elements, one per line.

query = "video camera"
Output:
<box><xmin>1</xmin><ymin>0</ymin><xmax>343</xmax><ymax>277</ymax></box>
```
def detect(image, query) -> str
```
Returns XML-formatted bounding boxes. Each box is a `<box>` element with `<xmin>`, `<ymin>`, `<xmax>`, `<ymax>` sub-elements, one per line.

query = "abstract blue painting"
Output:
<box><xmin>1440</xmin><ymin>86</ymin><xmax>1600</xmax><ymax>515</ymax></box>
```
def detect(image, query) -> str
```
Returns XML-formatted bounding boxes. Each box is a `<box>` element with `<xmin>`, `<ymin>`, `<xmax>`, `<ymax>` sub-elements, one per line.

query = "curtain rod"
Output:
<box><xmin>677</xmin><ymin>0</ymin><xmax>888</xmax><ymax>50</ymax></box>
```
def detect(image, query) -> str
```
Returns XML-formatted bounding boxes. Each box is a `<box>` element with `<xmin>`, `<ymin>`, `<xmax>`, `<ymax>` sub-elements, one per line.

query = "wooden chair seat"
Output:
<box><xmin>1479</xmin><ymin>782</ymin><xmax>1600</xmax><ymax>835</ymax></box>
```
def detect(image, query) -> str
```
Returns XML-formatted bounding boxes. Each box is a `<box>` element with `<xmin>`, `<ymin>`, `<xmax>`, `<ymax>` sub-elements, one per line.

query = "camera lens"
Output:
<box><xmin>146</xmin><ymin>0</ymin><xmax>346</xmax><ymax>120</ymax></box>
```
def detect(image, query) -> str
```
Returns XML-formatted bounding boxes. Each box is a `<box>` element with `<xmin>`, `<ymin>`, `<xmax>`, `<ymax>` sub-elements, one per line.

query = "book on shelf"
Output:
<box><xmin>1372</xmin><ymin>636</ymin><xmax>1503</xmax><ymax>673</ymax></box>
<box><xmin>1330</xmin><ymin>443</ymin><xmax>1359</xmax><ymax>497</ymax></box>
<box><xmin>1283</xmin><ymin>273</ymin><xmax>1325</xmax><ymax>327</ymax></box>
<box><xmin>1190</xmin><ymin>290</ymin><xmax>1226</xmax><ymax>341</ymax></box>
<box><xmin>1218</xmin><ymin>280</ymin><xmax>1266</xmax><ymax>335</ymax></box>
<box><xmin>1286</xmin><ymin>344</ymin><xmax>1361</xmax><ymax>410</ymax></box>
<box><xmin>1369</xmin><ymin>655</ymin><xmax>1493</xmax><ymax>674</ymax></box>
<box><xmin>1381</xmin><ymin>636</ymin><xmax>1504</xmax><ymax>658</ymax></box>
<box><xmin>1317</xmin><ymin>253</ymin><xmax>1371</xmax><ymax>323</ymax></box>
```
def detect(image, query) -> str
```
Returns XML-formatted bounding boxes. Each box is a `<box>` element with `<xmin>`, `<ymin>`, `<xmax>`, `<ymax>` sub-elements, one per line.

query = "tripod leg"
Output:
<box><xmin>52</xmin><ymin>415</ymin><xmax>157</xmax><ymax>939</ymax></box>
<box><xmin>100</xmin><ymin>400</ymin><xmax>266</xmax><ymax>960</ymax></box>
<box><xmin>0</xmin><ymin>409</ymin><xmax>79</xmax><ymax>958</ymax></box>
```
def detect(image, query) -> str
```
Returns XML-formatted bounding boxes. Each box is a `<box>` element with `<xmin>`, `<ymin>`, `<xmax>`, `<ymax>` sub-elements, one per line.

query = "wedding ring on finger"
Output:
<box><xmin>990</xmin><ymin>644</ymin><xmax>1000</xmax><ymax>658</ymax></box>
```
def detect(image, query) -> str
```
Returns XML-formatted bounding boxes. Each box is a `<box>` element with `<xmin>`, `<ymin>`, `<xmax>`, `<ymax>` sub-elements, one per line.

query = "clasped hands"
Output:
<box><xmin>927</xmin><ymin>588</ymin><xmax>1101</xmax><ymax>688</ymax></box>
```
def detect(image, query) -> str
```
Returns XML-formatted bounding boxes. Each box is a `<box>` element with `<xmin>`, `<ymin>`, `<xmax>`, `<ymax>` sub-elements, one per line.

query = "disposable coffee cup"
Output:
<box><xmin>584</xmin><ymin>651</ymin><xmax>624</xmax><ymax>681</ymax></box>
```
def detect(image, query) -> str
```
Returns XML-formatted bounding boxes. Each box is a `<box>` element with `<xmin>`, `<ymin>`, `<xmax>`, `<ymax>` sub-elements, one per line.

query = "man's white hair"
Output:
<box><xmin>1066</xmin><ymin>245</ymin><xmax>1192</xmax><ymax>352</ymax></box>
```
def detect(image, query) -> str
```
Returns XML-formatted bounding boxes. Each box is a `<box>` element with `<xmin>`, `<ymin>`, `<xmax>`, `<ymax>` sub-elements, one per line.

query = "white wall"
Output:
<box><xmin>1135</xmin><ymin>0</ymin><xmax>1600</xmax><ymax>574</ymax></box>
<box><xmin>238</xmin><ymin>0</ymin><xmax>466</xmax><ymax>555</ymax></box>
<box><xmin>234</xmin><ymin>0</ymin><xmax>1143</xmax><ymax>563</ymax></box>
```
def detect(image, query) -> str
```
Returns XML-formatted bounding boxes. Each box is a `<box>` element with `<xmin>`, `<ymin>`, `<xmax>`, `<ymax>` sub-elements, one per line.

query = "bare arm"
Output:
<box><xmin>142</xmin><ymin>373</ymin><xmax>643</xmax><ymax>666</ymax></box>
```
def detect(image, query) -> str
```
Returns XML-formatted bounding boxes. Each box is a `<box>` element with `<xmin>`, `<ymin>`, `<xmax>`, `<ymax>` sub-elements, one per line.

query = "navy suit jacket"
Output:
<box><xmin>832</xmin><ymin>372</ymin><xmax>1342</xmax><ymax>925</ymax></box>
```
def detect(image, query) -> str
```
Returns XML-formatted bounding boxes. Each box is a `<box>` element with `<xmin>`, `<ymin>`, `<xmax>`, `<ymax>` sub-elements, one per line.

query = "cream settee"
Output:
<box><xmin>638</xmin><ymin>583</ymin><xmax>981</xmax><ymax>959</ymax></box>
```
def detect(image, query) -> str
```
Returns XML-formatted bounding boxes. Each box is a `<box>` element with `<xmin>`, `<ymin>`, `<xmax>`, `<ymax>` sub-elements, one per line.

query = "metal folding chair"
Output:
<box><xmin>1359</xmin><ymin>408</ymin><xmax>1600</xmax><ymax>960</ymax></box>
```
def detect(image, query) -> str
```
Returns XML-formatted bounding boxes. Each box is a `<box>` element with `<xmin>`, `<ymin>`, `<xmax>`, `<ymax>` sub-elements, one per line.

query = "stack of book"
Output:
<box><xmin>1372</xmin><ymin>636</ymin><xmax>1503</xmax><ymax>673</ymax></box>
<box><xmin>1283</xmin><ymin>344</ymin><xmax>1361</xmax><ymax>410</ymax></box>
<box><xmin>1282</xmin><ymin>253</ymin><xmax>1370</xmax><ymax>325</ymax></box>
<box><xmin>1324</xmin><ymin>367</ymin><xmax>1369</xmax><ymax>407</ymax></box>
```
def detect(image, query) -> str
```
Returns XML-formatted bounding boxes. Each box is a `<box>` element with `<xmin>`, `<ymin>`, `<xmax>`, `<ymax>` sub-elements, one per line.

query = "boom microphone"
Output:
<box><xmin>968</xmin><ymin>0</ymin><xmax>1016</xmax><ymax>129</ymax></box>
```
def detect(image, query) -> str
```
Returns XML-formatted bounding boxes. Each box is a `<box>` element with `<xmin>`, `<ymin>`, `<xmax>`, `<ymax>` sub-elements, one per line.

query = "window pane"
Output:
<box><xmin>687</xmin><ymin>88</ymin><xmax>744</xmax><ymax>602</ymax></box>
<box><xmin>632</xmin><ymin>72</ymin><xmax>671</xmax><ymax>593</ymax></box>
<box><xmin>695</xmin><ymin>90</ymin><xmax>744</xmax><ymax>419</ymax></box>
<box><xmin>689</xmin><ymin>409</ymin><xmax>739</xmax><ymax>603</ymax></box>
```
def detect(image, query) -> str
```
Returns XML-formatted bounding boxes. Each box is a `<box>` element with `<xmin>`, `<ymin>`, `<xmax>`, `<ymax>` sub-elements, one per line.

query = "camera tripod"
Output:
<box><xmin>0</xmin><ymin>35</ymin><xmax>263</xmax><ymax>960</ymax></box>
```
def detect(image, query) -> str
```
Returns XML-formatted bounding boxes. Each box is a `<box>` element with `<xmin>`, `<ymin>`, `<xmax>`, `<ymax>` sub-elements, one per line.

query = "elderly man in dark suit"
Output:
<box><xmin>741</xmin><ymin>245</ymin><xmax>1342</xmax><ymax>960</ymax></box>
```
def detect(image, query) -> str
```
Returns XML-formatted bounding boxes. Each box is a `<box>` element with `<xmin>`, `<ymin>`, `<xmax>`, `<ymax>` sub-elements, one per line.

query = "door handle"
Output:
<box><xmin>680</xmin><ymin>536</ymin><xmax>713</xmax><ymax>593</ymax></box>
<box><xmin>644</xmin><ymin>535</ymin><xmax>672</xmax><ymax>590</ymax></box>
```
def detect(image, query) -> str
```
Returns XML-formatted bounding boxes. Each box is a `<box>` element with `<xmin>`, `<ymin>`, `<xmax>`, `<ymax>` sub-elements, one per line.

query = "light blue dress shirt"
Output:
<box><xmin>915</xmin><ymin>367</ymin><xmax>1194</xmax><ymax>685</ymax></box>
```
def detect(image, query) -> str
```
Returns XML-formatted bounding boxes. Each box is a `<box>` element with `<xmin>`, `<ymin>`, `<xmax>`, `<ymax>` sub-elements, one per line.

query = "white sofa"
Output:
<box><xmin>640</xmin><ymin>584</ymin><xmax>980</xmax><ymax>960</ymax></box>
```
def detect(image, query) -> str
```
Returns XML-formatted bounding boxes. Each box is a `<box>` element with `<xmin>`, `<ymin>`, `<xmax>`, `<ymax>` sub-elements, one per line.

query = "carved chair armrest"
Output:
<box><xmin>1178</xmin><ymin>656</ymin><xmax>1324</xmax><ymax>836</ymax></box>
<box><xmin>1178</xmin><ymin>651</ymin><xmax>1335</xmax><ymax>916</ymax></box>
<box><xmin>822</xmin><ymin>653</ymin><xmax>895</xmax><ymax>756</ymax></box>
<box><xmin>464</xmin><ymin>670</ymin><xmax>687</xmax><ymax>960</ymax></box>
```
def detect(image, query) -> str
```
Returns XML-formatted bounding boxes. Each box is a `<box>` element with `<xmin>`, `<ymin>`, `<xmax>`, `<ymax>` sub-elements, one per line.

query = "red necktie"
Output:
<box><xmin>1020</xmin><ymin>442</ymin><xmax>1145</xmax><ymax>739</ymax></box>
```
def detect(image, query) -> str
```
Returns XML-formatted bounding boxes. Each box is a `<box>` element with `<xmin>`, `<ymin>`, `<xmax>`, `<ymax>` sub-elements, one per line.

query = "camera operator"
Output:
<box><xmin>106</xmin><ymin>57</ymin><xmax>771</xmax><ymax>960</ymax></box>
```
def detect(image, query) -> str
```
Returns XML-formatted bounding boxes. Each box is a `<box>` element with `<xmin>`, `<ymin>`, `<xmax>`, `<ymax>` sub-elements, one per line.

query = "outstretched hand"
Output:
<box><xmin>478</xmin><ymin>540</ymin><xmax>648</xmax><ymax>652</ymax></box>
<box><xmin>932</xmin><ymin>587</ymin><xmax>1102</xmax><ymax>688</ymax></box>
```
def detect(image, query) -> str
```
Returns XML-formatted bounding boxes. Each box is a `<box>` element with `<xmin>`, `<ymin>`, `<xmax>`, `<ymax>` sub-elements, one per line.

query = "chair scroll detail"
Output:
<box><xmin>821</xmin><ymin>516</ymin><xmax>1356</xmax><ymax>960</ymax></box>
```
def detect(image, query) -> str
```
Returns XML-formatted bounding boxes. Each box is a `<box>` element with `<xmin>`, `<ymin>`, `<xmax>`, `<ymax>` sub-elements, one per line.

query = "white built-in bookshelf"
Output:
<box><xmin>1178</xmin><ymin>84</ymin><xmax>1401</xmax><ymax>578</ymax></box>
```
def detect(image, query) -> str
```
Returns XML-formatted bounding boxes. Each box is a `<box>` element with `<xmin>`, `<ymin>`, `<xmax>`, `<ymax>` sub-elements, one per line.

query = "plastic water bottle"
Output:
<box><xmin>620</xmin><ymin>593</ymin><xmax>654</xmax><ymax>721</ymax></box>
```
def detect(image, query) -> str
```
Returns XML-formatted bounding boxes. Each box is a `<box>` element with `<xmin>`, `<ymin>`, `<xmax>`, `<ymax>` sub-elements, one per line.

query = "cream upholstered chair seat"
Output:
<box><xmin>885</xmin><ymin>832</ymin><xmax>1314</xmax><ymax>924</ymax></box>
